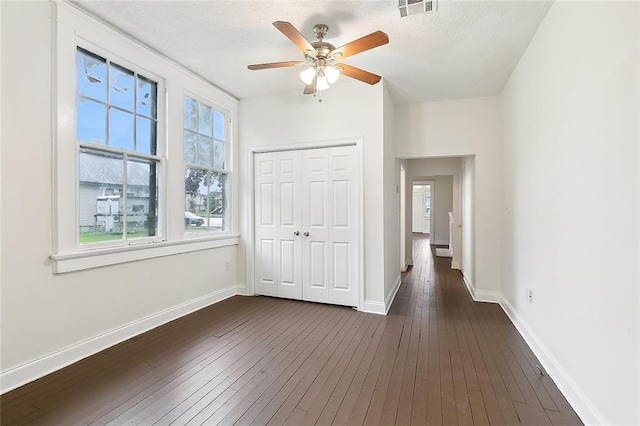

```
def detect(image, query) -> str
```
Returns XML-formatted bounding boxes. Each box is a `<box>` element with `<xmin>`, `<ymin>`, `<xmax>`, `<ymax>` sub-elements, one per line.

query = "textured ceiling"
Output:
<box><xmin>73</xmin><ymin>0</ymin><xmax>552</xmax><ymax>104</ymax></box>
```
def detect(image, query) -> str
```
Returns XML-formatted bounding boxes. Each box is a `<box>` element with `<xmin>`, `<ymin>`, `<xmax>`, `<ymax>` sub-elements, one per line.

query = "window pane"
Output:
<box><xmin>76</xmin><ymin>48</ymin><xmax>106</xmax><ymax>102</ymax></box>
<box><xmin>183</xmin><ymin>97</ymin><xmax>197</xmax><ymax>132</ymax></box>
<box><xmin>137</xmin><ymin>75</ymin><xmax>157</xmax><ymax>118</ymax></box>
<box><xmin>79</xmin><ymin>149</ymin><xmax>124</xmax><ymax>243</ymax></box>
<box><xmin>136</xmin><ymin>116</ymin><xmax>156</xmax><ymax>155</ymax></box>
<box><xmin>213</xmin><ymin>109</ymin><xmax>224</xmax><ymax>140</ymax></box>
<box><xmin>109</xmin><ymin>63</ymin><xmax>134</xmax><ymax>111</ymax></box>
<box><xmin>127</xmin><ymin>158</ymin><xmax>158</xmax><ymax>238</ymax></box>
<box><xmin>183</xmin><ymin>130</ymin><xmax>196</xmax><ymax>164</ymax></box>
<box><xmin>77</xmin><ymin>98</ymin><xmax>106</xmax><ymax>144</ymax></box>
<box><xmin>198</xmin><ymin>103</ymin><xmax>213</xmax><ymax>136</ymax></box>
<box><xmin>208</xmin><ymin>172</ymin><xmax>226</xmax><ymax>231</ymax></box>
<box><xmin>184</xmin><ymin>167</ymin><xmax>208</xmax><ymax>233</ymax></box>
<box><xmin>196</xmin><ymin>135</ymin><xmax>212</xmax><ymax>168</ymax></box>
<box><xmin>214</xmin><ymin>139</ymin><xmax>225</xmax><ymax>169</ymax></box>
<box><xmin>109</xmin><ymin>108</ymin><xmax>134</xmax><ymax>151</ymax></box>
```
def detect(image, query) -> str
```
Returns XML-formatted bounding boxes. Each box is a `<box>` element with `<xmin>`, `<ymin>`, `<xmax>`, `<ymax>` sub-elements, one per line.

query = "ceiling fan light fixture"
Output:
<box><xmin>316</xmin><ymin>75</ymin><xmax>330</xmax><ymax>91</ymax></box>
<box><xmin>324</xmin><ymin>65</ymin><xmax>341</xmax><ymax>84</ymax></box>
<box><xmin>300</xmin><ymin>67</ymin><xmax>316</xmax><ymax>85</ymax></box>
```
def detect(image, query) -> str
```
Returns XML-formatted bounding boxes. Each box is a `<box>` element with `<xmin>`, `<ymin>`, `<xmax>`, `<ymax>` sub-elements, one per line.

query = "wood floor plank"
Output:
<box><xmin>122</xmin><ymin>300</ymin><xmax>320</xmax><ymax>425</ymax></box>
<box><xmin>148</xmin><ymin>301</ymin><xmax>326</xmax><ymax>425</ymax></box>
<box><xmin>105</xmin><ymin>299</ymin><xmax>309</xmax><ymax>424</ymax></box>
<box><xmin>178</xmin><ymin>306</ymin><xmax>342</xmax><ymax>425</ymax></box>
<box><xmin>0</xmin><ymin>234</ymin><xmax>582</xmax><ymax>426</ymax></box>
<box><xmin>327</xmin><ymin>316</ymin><xmax>387</xmax><ymax>425</ymax></box>
<box><xmin>314</xmin><ymin>318</ymin><xmax>386</xmax><ymax>426</ymax></box>
<box><xmin>206</xmin><ymin>306</ymin><xmax>362</xmax><ymax>425</ymax></box>
<box><xmin>361</xmin><ymin>280</ymin><xmax>412</xmax><ymax>425</ymax></box>
<box><xmin>273</xmin><ymin>312</ymin><xmax>375</xmax><ymax>424</ymax></box>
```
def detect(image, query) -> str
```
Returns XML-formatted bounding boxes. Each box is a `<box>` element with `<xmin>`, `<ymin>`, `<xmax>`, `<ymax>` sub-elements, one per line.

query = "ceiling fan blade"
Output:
<box><xmin>248</xmin><ymin>61</ymin><xmax>306</xmax><ymax>70</ymax></box>
<box><xmin>273</xmin><ymin>21</ymin><xmax>318</xmax><ymax>57</ymax></box>
<box><xmin>337</xmin><ymin>64</ymin><xmax>382</xmax><ymax>85</ymax></box>
<box><xmin>330</xmin><ymin>30</ymin><xmax>389</xmax><ymax>60</ymax></box>
<box><xmin>303</xmin><ymin>76</ymin><xmax>317</xmax><ymax>95</ymax></box>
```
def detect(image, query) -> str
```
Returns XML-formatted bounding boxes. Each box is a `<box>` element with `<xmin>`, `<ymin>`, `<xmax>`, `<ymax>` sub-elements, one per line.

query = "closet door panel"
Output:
<box><xmin>275</xmin><ymin>151</ymin><xmax>303</xmax><ymax>300</ymax></box>
<box><xmin>254</xmin><ymin>153</ymin><xmax>278</xmax><ymax>297</ymax></box>
<box><xmin>302</xmin><ymin>149</ymin><xmax>330</xmax><ymax>303</ymax></box>
<box><xmin>254</xmin><ymin>151</ymin><xmax>303</xmax><ymax>300</ymax></box>
<box><xmin>327</xmin><ymin>146</ymin><xmax>359</xmax><ymax>306</ymax></box>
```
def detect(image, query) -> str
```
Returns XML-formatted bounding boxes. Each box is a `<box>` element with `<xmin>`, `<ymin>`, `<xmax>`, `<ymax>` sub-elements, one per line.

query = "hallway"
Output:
<box><xmin>1</xmin><ymin>235</ymin><xmax>581</xmax><ymax>425</ymax></box>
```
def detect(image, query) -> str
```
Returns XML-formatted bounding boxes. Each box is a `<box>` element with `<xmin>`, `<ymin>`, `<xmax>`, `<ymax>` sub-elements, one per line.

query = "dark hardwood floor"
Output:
<box><xmin>1</xmin><ymin>234</ymin><xmax>582</xmax><ymax>425</ymax></box>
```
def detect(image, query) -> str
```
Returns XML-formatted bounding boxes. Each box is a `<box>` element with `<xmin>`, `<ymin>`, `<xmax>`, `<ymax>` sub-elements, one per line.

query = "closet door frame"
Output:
<box><xmin>246</xmin><ymin>137</ymin><xmax>364</xmax><ymax>311</ymax></box>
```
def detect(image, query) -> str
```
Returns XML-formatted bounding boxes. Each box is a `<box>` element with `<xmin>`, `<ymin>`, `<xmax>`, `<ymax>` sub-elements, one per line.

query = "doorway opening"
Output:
<box><xmin>400</xmin><ymin>156</ymin><xmax>475</xmax><ymax>282</ymax></box>
<box><xmin>412</xmin><ymin>182</ymin><xmax>433</xmax><ymax>235</ymax></box>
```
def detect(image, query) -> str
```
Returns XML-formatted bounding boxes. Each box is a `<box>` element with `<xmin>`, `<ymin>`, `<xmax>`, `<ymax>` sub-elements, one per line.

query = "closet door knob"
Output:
<box><xmin>303</xmin><ymin>231</ymin><xmax>310</xmax><ymax>237</ymax></box>
<box><xmin>293</xmin><ymin>231</ymin><xmax>300</xmax><ymax>236</ymax></box>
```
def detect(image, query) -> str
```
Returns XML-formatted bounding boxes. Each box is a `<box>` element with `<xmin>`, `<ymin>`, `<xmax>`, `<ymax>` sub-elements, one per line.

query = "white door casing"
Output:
<box><xmin>254</xmin><ymin>145</ymin><xmax>359</xmax><ymax>307</ymax></box>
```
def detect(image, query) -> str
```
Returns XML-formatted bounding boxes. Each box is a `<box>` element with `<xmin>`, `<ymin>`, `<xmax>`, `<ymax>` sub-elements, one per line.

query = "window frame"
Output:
<box><xmin>51</xmin><ymin>2</ymin><xmax>239</xmax><ymax>273</ymax></box>
<box><xmin>182</xmin><ymin>92</ymin><xmax>231</xmax><ymax>237</ymax></box>
<box><xmin>75</xmin><ymin>43</ymin><xmax>166</xmax><ymax>250</ymax></box>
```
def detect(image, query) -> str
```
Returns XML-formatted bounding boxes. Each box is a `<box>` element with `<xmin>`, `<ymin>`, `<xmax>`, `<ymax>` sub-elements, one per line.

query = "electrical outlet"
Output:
<box><xmin>526</xmin><ymin>288</ymin><xmax>533</xmax><ymax>303</ymax></box>
<box><xmin>225</xmin><ymin>260</ymin><xmax>230</xmax><ymax>271</ymax></box>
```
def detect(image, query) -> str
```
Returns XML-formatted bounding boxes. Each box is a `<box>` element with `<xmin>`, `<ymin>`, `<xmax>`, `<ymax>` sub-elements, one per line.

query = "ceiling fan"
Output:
<box><xmin>248</xmin><ymin>21</ymin><xmax>389</xmax><ymax>95</ymax></box>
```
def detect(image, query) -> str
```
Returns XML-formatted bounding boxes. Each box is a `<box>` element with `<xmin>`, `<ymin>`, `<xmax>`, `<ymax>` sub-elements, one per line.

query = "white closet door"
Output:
<box><xmin>255</xmin><ymin>145</ymin><xmax>359</xmax><ymax>307</ymax></box>
<box><xmin>301</xmin><ymin>149</ymin><xmax>330</xmax><ymax>304</ymax></box>
<box><xmin>254</xmin><ymin>151</ymin><xmax>303</xmax><ymax>300</ymax></box>
<box><xmin>325</xmin><ymin>146</ymin><xmax>359</xmax><ymax>306</ymax></box>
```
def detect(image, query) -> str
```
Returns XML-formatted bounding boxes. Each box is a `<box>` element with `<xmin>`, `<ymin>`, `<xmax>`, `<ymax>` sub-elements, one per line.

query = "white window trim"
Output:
<box><xmin>183</xmin><ymin>91</ymin><xmax>231</xmax><ymax>236</ymax></box>
<box><xmin>52</xmin><ymin>2</ymin><xmax>239</xmax><ymax>273</ymax></box>
<box><xmin>74</xmin><ymin>42</ymin><xmax>167</xmax><ymax>250</ymax></box>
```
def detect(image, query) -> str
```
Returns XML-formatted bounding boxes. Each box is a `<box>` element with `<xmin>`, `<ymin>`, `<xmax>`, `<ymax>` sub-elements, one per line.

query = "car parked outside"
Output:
<box><xmin>184</xmin><ymin>211</ymin><xmax>204</xmax><ymax>226</ymax></box>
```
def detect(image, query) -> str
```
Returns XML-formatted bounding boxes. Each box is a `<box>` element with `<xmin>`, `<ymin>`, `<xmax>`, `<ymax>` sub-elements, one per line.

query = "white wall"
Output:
<box><xmin>239</xmin><ymin>80</ymin><xmax>389</xmax><ymax>309</ymax></box>
<box><xmin>383</xmin><ymin>82</ymin><xmax>401</xmax><ymax>305</ymax></box>
<box><xmin>396</xmin><ymin>96</ymin><xmax>501</xmax><ymax>298</ymax></box>
<box><xmin>0</xmin><ymin>2</ymin><xmax>240</xmax><ymax>392</ymax></box>
<box><xmin>501</xmin><ymin>2</ymin><xmax>639</xmax><ymax>424</ymax></box>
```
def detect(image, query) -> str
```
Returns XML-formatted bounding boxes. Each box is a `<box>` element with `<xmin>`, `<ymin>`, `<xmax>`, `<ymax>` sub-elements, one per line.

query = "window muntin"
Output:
<box><xmin>76</xmin><ymin>47</ymin><xmax>161</xmax><ymax>246</ymax></box>
<box><xmin>183</xmin><ymin>96</ymin><xmax>228</xmax><ymax>234</ymax></box>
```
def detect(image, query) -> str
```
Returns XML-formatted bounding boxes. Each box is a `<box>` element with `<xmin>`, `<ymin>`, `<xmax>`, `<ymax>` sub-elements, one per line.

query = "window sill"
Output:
<box><xmin>51</xmin><ymin>234</ymin><xmax>239</xmax><ymax>273</ymax></box>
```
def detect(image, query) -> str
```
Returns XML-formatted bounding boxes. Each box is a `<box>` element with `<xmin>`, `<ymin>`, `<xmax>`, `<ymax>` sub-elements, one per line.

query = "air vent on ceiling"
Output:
<box><xmin>398</xmin><ymin>0</ymin><xmax>437</xmax><ymax>17</ymax></box>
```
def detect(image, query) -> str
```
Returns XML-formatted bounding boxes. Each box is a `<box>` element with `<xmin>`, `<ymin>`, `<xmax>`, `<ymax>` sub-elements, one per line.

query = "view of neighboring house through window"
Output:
<box><xmin>183</xmin><ymin>96</ymin><xmax>228</xmax><ymax>233</ymax></box>
<box><xmin>76</xmin><ymin>47</ymin><xmax>160</xmax><ymax>245</ymax></box>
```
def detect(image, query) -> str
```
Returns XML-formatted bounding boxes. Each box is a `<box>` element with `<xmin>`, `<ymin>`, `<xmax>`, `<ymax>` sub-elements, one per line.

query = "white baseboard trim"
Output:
<box><xmin>234</xmin><ymin>284</ymin><xmax>248</xmax><ymax>295</ymax></box>
<box><xmin>362</xmin><ymin>300</ymin><xmax>386</xmax><ymax>315</ymax></box>
<box><xmin>0</xmin><ymin>285</ymin><xmax>239</xmax><ymax>395</ymax></box>
<box><xmin>385</xmin><ymin>275</ymin><xmax>402</xmax><ymax>314</ymax></box>
<box><xmin>451</xmin><ymin>261</ymin><xmax>460</xmax><ymax>270</ymax></box>
<box><xmin>362</xmin><ymin>274</ymin><xmax>402</xmax><ymax>316</ymax></box>
<box><xmin>462</xmin><ymin>273</ymin><xmax>500</xmax><ymax>303</ymax></box>
<box><xmin>499</xmin><ymin>297</ymin><xmax>602</xmax><ymax>425</ymax></box>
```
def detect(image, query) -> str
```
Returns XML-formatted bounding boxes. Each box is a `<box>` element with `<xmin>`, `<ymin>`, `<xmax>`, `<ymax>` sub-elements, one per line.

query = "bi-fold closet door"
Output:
<box><xmin>254</xmin><ymin>145</ymin><xmax>359</xmax><ymax>307</ymax></box>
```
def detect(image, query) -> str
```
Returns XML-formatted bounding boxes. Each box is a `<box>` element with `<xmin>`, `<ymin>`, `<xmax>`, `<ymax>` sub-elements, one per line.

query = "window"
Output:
<box><xmin>183</xmin><ymin>96</ymin><xmax>228</xmax><ymax>234</ymax></box>
<box><xmin>76</xmin><ymin>47</ymin><xmax>161</xmax><ymax>246</ymax></box>
<box><xmin>52</xmin><ymin>3</ymin><xmax>238</xmax><ymax>273</ymax></box>
<box><xmin>424</xmin><ymin>184</ymin><xmax>431</xmax><ymax>217</ymax></box>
